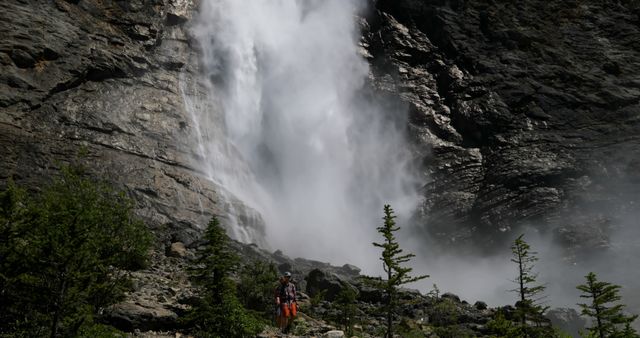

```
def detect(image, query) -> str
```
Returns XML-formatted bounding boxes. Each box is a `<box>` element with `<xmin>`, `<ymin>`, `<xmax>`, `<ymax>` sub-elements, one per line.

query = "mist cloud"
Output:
<box><xmin>185</xmin><ymin>1</ymin><xmax>640</xmax><ymax>322</ymax></box>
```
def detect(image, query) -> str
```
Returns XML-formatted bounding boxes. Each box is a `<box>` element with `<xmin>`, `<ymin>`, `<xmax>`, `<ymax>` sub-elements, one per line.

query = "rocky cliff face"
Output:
<box><xmin>365</xmin><ymin>0</ymin><xmax>640</xmax><ymax>252</ymax></box>
<box><xmin>0</xmin><ymin>0</ymin><xmax>264</xmax><ymax>247</ymax></box>
<box><xmin>3</xmin><ymin>0</ymin><xmax>639</xmax><ymax>334</ymax></box>
<box><xmin>2</xmin><ymin>0</ymin><xmax>639</xmax><ymax>256</ymax></box>
<box><xmin>2</xmin><ymin>0</ymin><xmax>639</xmax><ymax>260</ymax></box>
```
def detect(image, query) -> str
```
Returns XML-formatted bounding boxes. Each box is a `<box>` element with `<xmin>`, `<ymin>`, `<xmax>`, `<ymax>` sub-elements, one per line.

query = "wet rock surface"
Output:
<box><xmin>363</xmin><ymin>0</ymin><xmax>640</xmax><ymax>250</ymax></box>
<box><xmin>3</xmin><ymin>0</ymin><xmax>639</xmax><ymax>258</ymax></box>
<box><xmin>547</xmin><ymin>307</ymin><xmax>588</xmax><ymax>338</ymax></box>
<box><xmin>0</xmin><ymin>0</ymin><xmax>263</xmax><ymax>247</ymax></box>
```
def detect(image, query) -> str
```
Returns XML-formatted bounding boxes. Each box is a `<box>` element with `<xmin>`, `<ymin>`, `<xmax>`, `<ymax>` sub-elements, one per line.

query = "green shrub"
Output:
<box><xmin>292</xmin><ymin>317</ymin><xmax>311</xmax><ymax>336</ymax></box>
<box><xmin>237</xmin><ymin>260</ymin><xmax>279</xmax><ymax>319</ymax></box>
<box><xmin>77</xmin><ymin>323</ymin><xmax>126</xmax><ymax>338</ymax></box>
<box><xmin>332</xmin><ymin>286</ymin><xmax>359</xmax><ymax>336</ymax></box>
<box><xmin>433</xmin><ymin>325</ymin><xmax>476</xmax><ymax>338</ymax></box>
<box><xmin>486</xmin><ymin>310</ymin><xmax>523</xmax><ymax>338</ymax></box>
<box><xmin>396</xmin><ymin>318</ymin><xmax>428</xmax><ymax>338</ymax></box>
<box><xmin>311</xmin><ymin>289</ymin><xmax>327</xmax><ymax>307</ymax></box>
<box><xmin>0</xmin><ymin>166</ymin><xmax>152</xmax><ymax>337</ymax></box>
<box><xmin>429</xmin><ymin>298</ymin><xmax>460</xmax><ymax>326</ymax></box>
<box><xmin>183</xmin><ymin>217</ymin><xmax>264</xmax><ymax>337</ymax></box>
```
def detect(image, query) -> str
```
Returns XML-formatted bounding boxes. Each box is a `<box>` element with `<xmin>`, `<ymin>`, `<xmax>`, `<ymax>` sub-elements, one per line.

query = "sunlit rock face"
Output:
<box><xmin>2</xmin><ymin>0</ymin><xmax>639</xmax><ymax>256</ymax></box>
<box><xmin>0</xmin><ymin>0</ymin><xmax>264</xmax><ymax>246</ymax></box>
<box><xmin>366</xmin><ymin>0</ymin><xmax>640</xmax><ymax>251</ymax></box>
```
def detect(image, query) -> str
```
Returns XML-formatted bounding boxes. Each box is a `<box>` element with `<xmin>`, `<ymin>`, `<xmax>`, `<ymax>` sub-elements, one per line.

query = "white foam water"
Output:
<box><xmin>185</xmin><ymin>0</ymin><xmax>420</xmax><ymax>271</ymax></box>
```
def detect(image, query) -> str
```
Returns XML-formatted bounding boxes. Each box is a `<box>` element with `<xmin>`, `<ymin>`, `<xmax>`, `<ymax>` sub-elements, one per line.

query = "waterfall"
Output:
<box><xmin>186</xmin><ymin>0</ymin><xmax>420</xmax><ymax>269</ymax></box>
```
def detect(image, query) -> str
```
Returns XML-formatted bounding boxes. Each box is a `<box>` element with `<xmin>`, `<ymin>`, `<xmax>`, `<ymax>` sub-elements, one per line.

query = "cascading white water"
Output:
<box><xmin>187</xmin><ymin>0</ymin><xmax>420</xmax><ymax>270</ymax></box>
<box><xmin>184</xmin><ymin>2</ymin><xmax>640</xmax><ymax>315</ymax></box>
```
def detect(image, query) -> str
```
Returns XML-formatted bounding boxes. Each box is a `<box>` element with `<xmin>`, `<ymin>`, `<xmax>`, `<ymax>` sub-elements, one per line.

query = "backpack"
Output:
<box><xmin>279</xmin><ymin>282</ymin><xmax>295</xmax><ymax>302</ymax></box>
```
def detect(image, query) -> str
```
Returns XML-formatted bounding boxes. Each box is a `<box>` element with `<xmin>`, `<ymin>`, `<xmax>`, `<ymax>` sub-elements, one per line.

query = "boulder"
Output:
<box><xmin>305</xmin><ymin>269</ymin><xmax>347</xmax><ymax>302</ymax></box>
<box><xmin>103</xmin><ymin>301</ymin><xmax>178</xmax><ymax>331</ymax></box>
<box><xmin>167</xmin><ymin>242</ymin><xmax>187</xmax><ymax>258</ymax></box>
<box><xmin>323</xmin><ymin>330</ymin><xmax>345</xmax><ymax>338</ymax></box>
<box><xmin>441</xmin><ymin>292</ymin><xmax>461</xmax><ymax>302</ymax></box>
<box><xmin>339</xmin><ymin>264</ymin><xmax>361</xmax><ymax>277</ymax></box>
<box><xmin>546</xmin><ymin>307</ymin><xmax>587</xmax><ymax>338</ymax></box>
<box><xmin>357</xmin><ymin>284</ymin><xmax>383</xmax><ymax>303</ymax></box>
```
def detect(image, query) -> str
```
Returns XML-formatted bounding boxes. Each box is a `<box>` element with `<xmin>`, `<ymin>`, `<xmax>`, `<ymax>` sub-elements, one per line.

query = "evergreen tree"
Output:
<box><xmin>184</xmin><ymin>217</ymin><xmax>262</xmax><ymax>338</ymax></box>
<box><xmin>0</xmin><ymin>166</ymin><xmax>152</xmax><ymax>337</ymax></box>
<box><xmin>510</xmin><ymin>234</ymin><xmax>550</xmax><ymax>337</ymax></box>
<box><xmin>486</xmin><ymin>310</ymin><xmax>524</xmax><ymax>338</ymax></box>
<box><xmin>366</xmin><ymin>204</ymin><xmax>428</xmax><ymax>338</ymax></box>
<box><xmin>577</xmin><ymin>272</ymin><xmax>639</xmax><ymax>338</ymax></box>
<box><xmin>618</xmin><ymin>323</ymin><xmax>640</xmax><ymax>338</ymax></box>
<box><xmin>237</xmin><ymin>260</ymin><xmax>279</xmax><ymax>319</ymax></box>
<box><xmin>333</xmin><ymin>285</ymin><xmax>358</xmax><ymax>336</ymax></box>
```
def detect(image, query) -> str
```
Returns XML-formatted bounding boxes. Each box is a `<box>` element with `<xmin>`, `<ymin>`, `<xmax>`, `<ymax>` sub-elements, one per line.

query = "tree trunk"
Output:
<box><xmin>50</xmin><ymin>276</ymin><xmax>67</xmax><ymax>338</ymax></box>
<box><xmin>593</xmin><ymin>290</ymin><xmax>604</xmax><ymax>338</ymax></box>
<box><xmin>387</xmin><ymin>267</ymin><xmax>393</xmax><ymax>338</ymax></box>
<box><xmin>517</xmin><ymin>251</ymin><xmax>526</xmax><ymax>327</ymax></box>
<box><xmin>387</xmin><ymin>308</ymin><xmax>392</xmax><ymax>338</ymax></box>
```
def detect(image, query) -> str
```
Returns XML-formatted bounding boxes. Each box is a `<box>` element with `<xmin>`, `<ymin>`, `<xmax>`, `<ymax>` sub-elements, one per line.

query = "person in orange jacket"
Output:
<box><xmin>275</xmin><ymin>272</ymin><xmax>297</xmax><ymax>333</ymax></box>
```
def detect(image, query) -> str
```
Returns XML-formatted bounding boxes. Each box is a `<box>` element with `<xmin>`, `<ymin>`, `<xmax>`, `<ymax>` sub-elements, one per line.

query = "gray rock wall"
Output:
<box><xmin>0</xmin><ymin>0</ymin><xmax>262</xmax><ymax>247</ymax></box>
<box><xmin>366</xmin><ymin>0</ymin><xmax>640</xmax><ymax>251</ymax></box>
<box><xmin>2</xmin><ymin>0</ymin><xmax>639</xmax><ymax>254</ymax></box>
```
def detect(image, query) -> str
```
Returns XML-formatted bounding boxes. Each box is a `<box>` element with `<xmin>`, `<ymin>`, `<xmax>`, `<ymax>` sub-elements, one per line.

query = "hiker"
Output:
<box><xmin>275</xmin><ymin>272</ymin><xmax>297</xmax><ymax>333</ymax></box>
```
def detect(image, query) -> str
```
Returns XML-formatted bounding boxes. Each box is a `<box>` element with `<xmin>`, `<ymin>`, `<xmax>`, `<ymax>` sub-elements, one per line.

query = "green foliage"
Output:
<box><xmin>0</xmin><ymin>167</ymin><xmax>152</xmax><ymax>337</ymax></box>
<box><xmin>580</xmin><ymin>330</ymin><xmax>601</xmax><ymax>338</ymax></box>
<box><xmin>396</xmin><ymin>319</ymin><xmax>428</xmax><ymax>338</ymax></box>
<box><xmin>486</xmin><ymin>309</ymin><xmax>564</xmax><ymax>338</ymax></box>
<box><xmin>396</xmin><ymin>328</ymin><xmax>426</xmax><ymax>338</ymax></box>
<box><xmin>577</xmin><ymin>272</ymin><xmax>639</xmax><ymax>338</ymax></box>
<box><xmin>237</xmin><ymin>260</ymin><xmax>278</xmax><ymax>320</ymax></box>
<box><xmin>332</xmin><ymin>285</ymin><xmax>359</xmax><ymax>336</ymax></box>
<box><xmin>429</xmin><ymin>298</ymin><xmax>460</xmax><ymax>326</ymax></box>
<box><xmin>292</xmin><ymin>317</ymin><xmax>310</xmax><ymax>336</ymax></box>
<box><xmin>427</xmin><ymin>283</ymin><xmax>440</xmax><ymax>300</ymax></box>
<box><xmin>429</xmin><ymin>302</ymin><xmax>477</xmax><ymax>338</ymax></box>
<box><xmin>554</xmin><ymin>330</ymin><xmax>575</xmax><ymax>338</ymax></box>
<box><xmin>183</xmin><ymin>217</ymin><xmax>263</xmax><ymax>338</ymax></box>
<box><xmin>187</xmin><ymin>291</ymin><xmax>263</xmax><ymax>338</ymax></box>
<box><xmin>76</xmin><ymin>323</ymin><xmax>126</xmax><ymax>338</ymax></box>
<box><xmin>510</xmin><ymin>234</ymin><xmax>550</xmax><ymax>334</ymax></box>
<box><xmin>487</xmin><ymin>310</ymin><xmax>525</xmax><ymax>338</ymax></box>
<box><xmin>618</xmin><ymin>323</ymin><xmax>640</xmax><ymax>338</ymax></box>
<box><xmin>432</xmin><ymin>325</ymin><xmax>476</xmax><ymax>338</ymax></box>
<box><xmin>364</xmin><ymin>204</ymin><xmax>428</xmax><ymax>338</ymax></box>
<box><xmin>302</xmin><ymin>288</ymin><xmax>327</xmax><ymax>318</ymax></box>
<box><xmin>310</xmin><ymin>289</ymin><xmax>327</xmax><ymax>307</ymax></box>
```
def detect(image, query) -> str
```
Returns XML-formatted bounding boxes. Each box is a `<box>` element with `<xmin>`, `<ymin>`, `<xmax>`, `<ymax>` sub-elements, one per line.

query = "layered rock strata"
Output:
<box><xmin>365</xmin><ymin>0</ymin><xmax>640</xmax><ymax>250</ymax></box>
